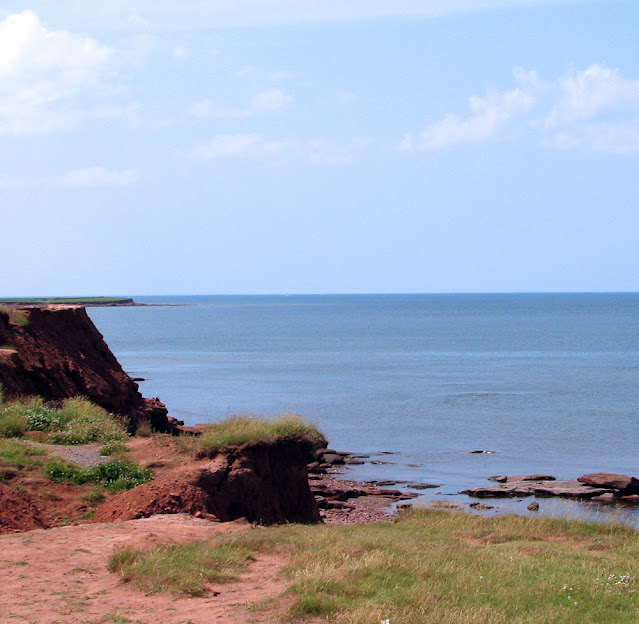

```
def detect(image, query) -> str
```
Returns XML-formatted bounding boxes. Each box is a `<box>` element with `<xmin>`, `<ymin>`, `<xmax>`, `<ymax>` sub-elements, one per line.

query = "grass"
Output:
<box><xmin>0</xmin><ymin>306</ymin><xmax>29</xmax><ymax>326</ymax></box>
<box><xmin>109</xmin><ymin>508</ymin><xmax>639</xmax><ymax>623</ymax></box>
<box><xmin>198</xmin><ymin>413</ymin><xmax>326</xmax><ymax>456</ymax></box>
<box><xmin>0</xmin><ymin>438</ymin><xmax>47</xmax><ymax>480</ymax></box>
<box><xmin>135</xmin><ymin>418</ymin><xmax>153</xmax><ymax>438</ymax></box>
<box><xmin>108</xmin><ymin>542</ymin><xmax>256</xmax><ymax>596</ymax></box>
<box><xmin>0</xmin><ymin>396</ymin><xmax>127</xmax><ymax>446</ymax></box>
<box><xmin>45</xmin><ymin>459</ymin><xmax>152</xmax><ymax>491</ymax></box>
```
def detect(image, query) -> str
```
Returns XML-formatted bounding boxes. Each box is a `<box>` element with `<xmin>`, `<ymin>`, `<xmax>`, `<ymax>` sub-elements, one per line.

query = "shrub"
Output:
<box><xmin>45</xmin><ymin>459</ymin><xmax>152</xmax><ymax>491</ymax></box>
<box><xmin>47</xmin><ymin>398</ymin><xmax>127</xmax><ymax>445</ymax></box>
<box><xmin>0</xmin><ymin>409</ymin><xmax>28</xmax><ymax>437</ymax></box>
<box><xmin>198</xmin><ymin>413</ymin><xmax>326</xmax><ymax>456</ymax></box>
<box><xmin>0</xmin><ymin>396</ymin><xmax>127</xmax><ymax>445</ymax></box>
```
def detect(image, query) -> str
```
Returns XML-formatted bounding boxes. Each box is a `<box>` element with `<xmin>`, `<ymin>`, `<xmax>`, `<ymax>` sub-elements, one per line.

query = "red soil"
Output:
<box><xmin>0</xmin><ymin>514</ymin><xmax>291</xmax><ymax>624</ymax></box>
<box><xmin>0</xmin><ymin>482</ymin><xmax>51</xmax><ymax>533</ymax></box>
<box><xmin>0</xmin><ymin>306</ymin><xmax>171</xmax><ymax>431</ymax></box>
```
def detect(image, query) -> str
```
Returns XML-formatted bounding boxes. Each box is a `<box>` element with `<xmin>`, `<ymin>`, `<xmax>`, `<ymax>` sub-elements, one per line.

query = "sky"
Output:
<box><xmin>1</xmin><ymin>0</ymin><xmax>638</xmax><ymax>295</ymax></box>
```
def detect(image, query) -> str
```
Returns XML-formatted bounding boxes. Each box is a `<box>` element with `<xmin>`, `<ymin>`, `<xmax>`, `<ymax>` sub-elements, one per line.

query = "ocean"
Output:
<box><xmin>87</xmin><ymin>293</ymin><xmax>639</xmax><ymax>525</ymax></box>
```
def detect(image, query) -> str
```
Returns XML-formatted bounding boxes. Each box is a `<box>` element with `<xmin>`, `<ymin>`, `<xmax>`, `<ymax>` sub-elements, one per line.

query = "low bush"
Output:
<box><xmin>0</xmin><ymin>396</ymin><xmax>127</xmax><ymax>445</ymax></box>
<box><xmin>48</xmin><ymin>398</ymin><xmax>126</xmax><ymax>445</ymax></box>
<box><xmin>198</xmin><ymin>413</ymin><xmax>326</xmax><ymax>456</ymax></box>
<box><xmin>0</xmin><ymin>409</ymin><xmax>29</xmax><ymax>437</ymax></box>
<box><xmin>45</xmin><ymin>459</ymin><xmax>152</xmax><ymax>491</ymax></box>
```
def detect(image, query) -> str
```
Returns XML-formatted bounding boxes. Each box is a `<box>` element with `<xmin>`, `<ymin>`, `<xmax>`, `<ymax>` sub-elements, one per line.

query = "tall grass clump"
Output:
<box><xmin>198</xmin><ymin>414</ymin><xmax>326</xmax><ymax>456</ymax></box>
<box><xmin>108</xmin><ymin>542</ymin><xmax>256</xmax><ymax>596</ymax></box>
<box><xmin>0</xmin><ymin>396</ymin><xmax>127</xmax><ymax>445</ymax></box>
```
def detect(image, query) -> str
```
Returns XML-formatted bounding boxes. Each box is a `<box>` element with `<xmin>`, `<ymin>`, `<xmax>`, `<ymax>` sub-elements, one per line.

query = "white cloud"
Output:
<box><xmin>251</xmin><ymin>89</ymin><xmax>291</xmax><ymax>113</ymax></box>
<box><xmin>14</xmin><ymin>1</ymin><xmax>592</xmax><ymax>31</ymax></box>
<box><xmin>405</xmin><ymin>65</ymin><xmax>639</xmax><ymax>154</ymax></box>
<box><xmin>187</xmin><ymin>89</ymin><xmax>291</xmax><ymax>119</ymax></box>
<box><xmin>546</xmin><ymin>65</ymin><xmax>639</xmax><ymax>126</ymax></box>
<box><xmin>177</xmin><ymin>134</ymin><xmax>364</xmax><ymax>164</ymax></box>
<box><xmin>0</xmin><ymin>11</ymin><xmax>113</xmax><ymax>133</ymax></box>
<box><xmin>177</xmin><ymin>134</ymin><xmax>295</xmax><ymax>160</ymax></box>
<box><xmin>53</xmin><ymin>167</ymin><xmax>141</xmax><ymax>188</ymax></box>
<box><xmin>418</xmin><ymin>86</ymin><xmax>536</xmax><ymax>149</ymax></box>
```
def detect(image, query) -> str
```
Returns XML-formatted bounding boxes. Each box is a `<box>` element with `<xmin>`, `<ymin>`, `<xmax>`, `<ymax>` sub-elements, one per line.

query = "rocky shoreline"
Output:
<box><xmin>461</xmin><ymin>472</ymin><xmax>639</xmax><ymax>505</ymax></box>
<box><xmin>306</xmin><ymin>447</ymin><xmax>639</xmax><ymax>518</ymax></box>
<box><xmin>3</xmin><ymin>304</ymin><xmax>639</xmax><ymax>532</ymax></box>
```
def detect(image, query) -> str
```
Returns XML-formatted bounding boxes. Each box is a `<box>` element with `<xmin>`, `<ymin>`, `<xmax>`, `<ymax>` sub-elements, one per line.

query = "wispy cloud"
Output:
<box><xmin>0</xmin><ymin>11</ymin><xmax>113</xmax><ymax>134</ymax></box>
<box><xmin>176</xmin><ymin>134</ymin><xmax>367</xmax><ymax>164</ymax></box>
<box><xmin>14</xmin><ymin>1</ymin><xmax>592</xmax><ymax>31</ymax></box>
<box><xmin>401</xmin><ymin>65</ymin><xmax>639</xmax><ymax>154</ymax></box>
<box><xmin>187</xmin><ymin>88</ymin><xmax>291</xmax><ymax>119</ymax></box>
<box><xmin>53</xmin><ymin>167</ymin><xmax>141</xmax><ymax>188</ymax></box>
<box><xmin>0</xmin><ymin>174</ymin><xmax>24</xmax><ymax>189</ymax></box>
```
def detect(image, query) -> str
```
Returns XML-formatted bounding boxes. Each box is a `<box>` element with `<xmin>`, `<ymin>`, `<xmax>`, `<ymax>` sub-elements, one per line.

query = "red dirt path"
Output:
<box><xmin>0</xmin><ymin>514</ymin><xmax>289</xmax><ymax>624</ymax></box>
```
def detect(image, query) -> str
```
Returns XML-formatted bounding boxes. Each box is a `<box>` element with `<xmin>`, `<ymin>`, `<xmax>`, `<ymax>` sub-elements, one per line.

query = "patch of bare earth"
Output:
<box><xmin>0</xmin><ymin>514</ymin><xmax>290</xmax><ymax>624</ymax></box>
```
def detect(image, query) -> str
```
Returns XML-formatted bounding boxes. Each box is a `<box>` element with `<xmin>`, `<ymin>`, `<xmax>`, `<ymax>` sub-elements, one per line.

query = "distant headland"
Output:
<box><xmin>0</xmin><ymin>297</ymin><xmax>140</xmax><ymax>307</ymax></box>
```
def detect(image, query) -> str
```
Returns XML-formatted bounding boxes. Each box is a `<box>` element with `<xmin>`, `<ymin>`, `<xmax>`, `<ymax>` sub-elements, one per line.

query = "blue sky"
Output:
<box><xmin>1</xmin><ymin>0</ymin><xmax>638</xmax><ymax>295</ymax></box>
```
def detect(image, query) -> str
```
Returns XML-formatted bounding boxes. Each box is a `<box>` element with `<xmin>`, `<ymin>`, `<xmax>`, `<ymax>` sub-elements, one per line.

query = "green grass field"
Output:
<box><xmin>110</xmin><ymin>508</ymin><xmax>639</xmax><ymax>623</ymax></box>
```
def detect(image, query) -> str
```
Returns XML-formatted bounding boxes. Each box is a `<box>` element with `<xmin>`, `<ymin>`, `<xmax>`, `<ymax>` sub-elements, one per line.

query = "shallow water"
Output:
<box><xmin>88</xmin><ymin>293</ymin><xmax>639</xmax><ymax>526</ymax></box>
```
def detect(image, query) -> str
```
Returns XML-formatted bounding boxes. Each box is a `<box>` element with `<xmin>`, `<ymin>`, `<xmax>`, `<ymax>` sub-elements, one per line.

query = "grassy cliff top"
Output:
<box><xmin>0</xmin><ymin>297</ymin><xmax>135</xmax><ymax>306</ymax></box>
<box><xmin>198</xmin><ymin>414</ymin><xmax>327</xmax><ymax>455</ymax></box>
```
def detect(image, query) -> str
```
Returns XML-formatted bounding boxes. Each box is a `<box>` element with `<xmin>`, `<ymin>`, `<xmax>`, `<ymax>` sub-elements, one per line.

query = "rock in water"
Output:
<box><xmin>577</xmin><ymin>473</ymin><xmax>639</xmax><ymax>495</ymax></box>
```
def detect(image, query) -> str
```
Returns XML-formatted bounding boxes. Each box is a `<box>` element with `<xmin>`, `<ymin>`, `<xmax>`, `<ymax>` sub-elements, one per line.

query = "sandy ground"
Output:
<box><xmin>0</xmin><ymin>514</ymin><xmax>290</xmax><ymax>624</ymax></box>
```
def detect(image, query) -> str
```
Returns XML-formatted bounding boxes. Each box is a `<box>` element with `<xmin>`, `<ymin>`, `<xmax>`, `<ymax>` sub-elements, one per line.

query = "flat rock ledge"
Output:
<box><xmin>461</xmin><ymin>472</ymin><xmax>639</xmax><ymax>503</ymax></box>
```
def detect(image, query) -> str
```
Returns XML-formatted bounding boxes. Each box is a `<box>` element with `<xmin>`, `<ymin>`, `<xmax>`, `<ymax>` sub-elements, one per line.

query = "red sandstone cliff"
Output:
<box><xmin>0</xmin><ymin>306</ymin><xmax>171</xmax><ymax>432</ymax></box>
<box><xmin>93</xmin><ymin>438</ymin><xmax>321</xmax><ymax>525</ymax></box>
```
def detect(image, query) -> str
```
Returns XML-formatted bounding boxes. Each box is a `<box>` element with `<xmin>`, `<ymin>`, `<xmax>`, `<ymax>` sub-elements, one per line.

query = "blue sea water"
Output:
<box><xmin>88</xmin><ymin>293</ymin><xmax>639</xmax><ymax>524</ymax></box>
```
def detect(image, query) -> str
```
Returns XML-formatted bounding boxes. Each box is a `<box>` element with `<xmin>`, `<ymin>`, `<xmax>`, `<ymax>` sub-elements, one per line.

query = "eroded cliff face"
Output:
<box><xmin>0</xmin><ymin>306</ymin><xmax>171</xmax><ymax>432</ymax></box>
<box><xmin>93</xmin><ymin>438</ymin><xmax>322</xmax><ymax>525</ymax></box>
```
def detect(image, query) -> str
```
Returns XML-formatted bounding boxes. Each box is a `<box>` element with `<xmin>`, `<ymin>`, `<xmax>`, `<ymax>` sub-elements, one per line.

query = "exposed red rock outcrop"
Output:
<box><xmin>0</xmin><ymin>306</ymin><xmax>172</xmax><ymax>432</ymax></box>
<box><xmin>0</xmin><ymin>483</ymin><xmax>51</xmax><ymax>533</ymax></box>
<box><xmin>577</xmin><ymin>473</ymin><xmax>639</xmax><ymax>495</ymax></box>
<box><xmin>93</xmin><ymin>438</ymin><xmax>321</xmax><ymax>525</ymax></box>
